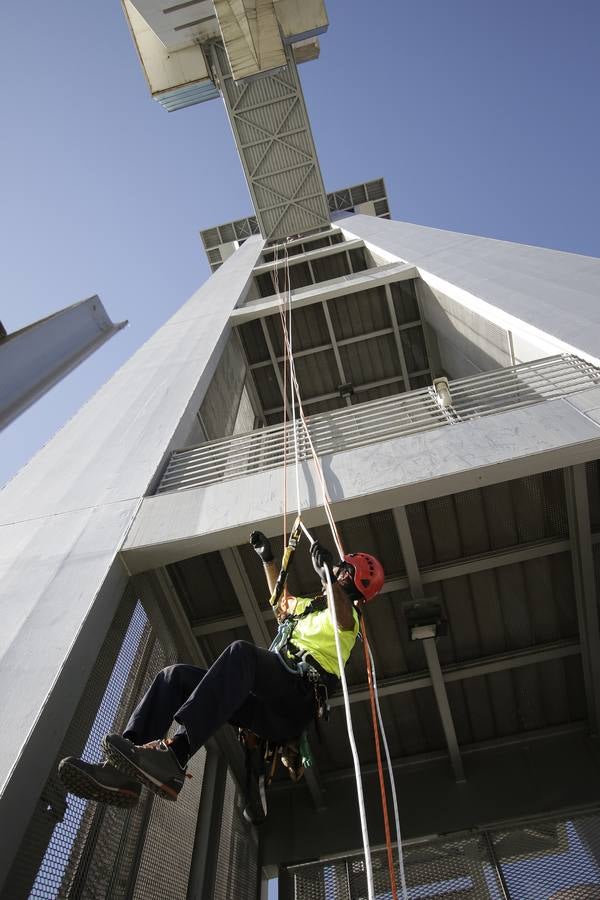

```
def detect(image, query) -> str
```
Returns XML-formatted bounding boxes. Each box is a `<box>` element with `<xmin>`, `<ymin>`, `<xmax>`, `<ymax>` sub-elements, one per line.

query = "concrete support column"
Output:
<box><xmin>0</xmin><ymin>236</ymin><xmax>264</xmax><ymax>891</ymax></box>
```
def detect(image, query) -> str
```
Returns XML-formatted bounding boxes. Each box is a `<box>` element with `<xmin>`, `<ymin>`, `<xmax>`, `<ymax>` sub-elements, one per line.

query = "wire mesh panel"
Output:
<box><xmin>3</xmin><ymin>596</ymin><xmax>205</xmax><ymax>900</ymax></box>
<box><xmin>290</xmin><ymin>839</ymin><xmax>503</xmax><ymax>900</ymax></box>
<box><xmin>131</xmin><ymin>723</ymin><xmax>206</xmax><ymax>898</ymax></box>
<box><xmin>397</xmin><ymin>837</ymin><xmax>504</xmax><ymax>900</ymax></box>
<box><xmin>213</xmin><ymin>768</ymin><xmax>259</xmax><ymax>900</ymax></box>
<box><xmin>491</xmin><ymin>810</ymin><xmax>600</xmax><ymax>899</ymax></box>
<box><xmin>284</xmin><ymin>810</ymin><xmax>600</xmax><ymax>899</ymax></box>
<box><xmin>291</xmin><ymin>859</ymin><xmax>351</xmax><ymax>900</ymax></box>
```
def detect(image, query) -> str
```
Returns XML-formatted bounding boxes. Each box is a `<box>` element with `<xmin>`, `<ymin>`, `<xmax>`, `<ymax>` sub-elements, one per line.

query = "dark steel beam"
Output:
<box><xmin>392</xmin><ymin>506</ymin><xmax>465</xmax><ymax>781</ymax></box>
<box><xmin>564</xmin><ymin>465</ymin><xmax>600</xmax><ymax>735</ymax></box>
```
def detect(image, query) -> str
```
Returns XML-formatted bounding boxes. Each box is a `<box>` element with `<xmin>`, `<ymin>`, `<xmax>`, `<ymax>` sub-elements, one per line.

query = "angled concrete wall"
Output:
<box><xmin>0</xmin><ymin>235</ymin><xmax>263</xmax><ymax>887</ymax></box>
<box><xmin>341</xmin><ymin>215</ymin><xmax>600</xmax><ymax>370</ymax></box>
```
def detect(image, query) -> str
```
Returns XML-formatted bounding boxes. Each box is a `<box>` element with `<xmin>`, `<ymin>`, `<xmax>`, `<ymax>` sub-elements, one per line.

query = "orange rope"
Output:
<box><xmin>360</xmin><ymin>617</ymin><xmax>398</xmax><ymax>900</ymax></box>
<box><xmin>275</xmin><ymin>240</ymin><xmax>399</xmax><ymax>897</ymax></box>
<box><xmin>270</xmin><ymin>242</ymin><xmax>288</xmax><ymax>544</ymax></box>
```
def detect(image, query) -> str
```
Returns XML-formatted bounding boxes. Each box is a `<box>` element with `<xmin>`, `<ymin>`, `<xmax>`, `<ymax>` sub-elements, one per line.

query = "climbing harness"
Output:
<box><xmin>271</xmin><ymin>596</ymin><xmax>337</xmax><ymax>723</ymax></box>
<box><xmin>264</xmin><ymin>239</ymin><xmax>407</xmax><ymax>900</ymax></box>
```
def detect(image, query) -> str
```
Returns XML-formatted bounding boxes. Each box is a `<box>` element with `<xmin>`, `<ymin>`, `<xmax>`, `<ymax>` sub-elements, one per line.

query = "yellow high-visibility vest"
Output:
<box><xmin>288</xmin><ymin>596</ymin><xmax>359</xmax><ymax>677</ymax></box>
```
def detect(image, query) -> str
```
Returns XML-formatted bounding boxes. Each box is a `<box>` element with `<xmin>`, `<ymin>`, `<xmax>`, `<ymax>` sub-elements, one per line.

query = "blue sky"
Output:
<box><xmin>1</xmin><ymin>0</ymin><xmax>599</xmax><ymax>486</ymax></box>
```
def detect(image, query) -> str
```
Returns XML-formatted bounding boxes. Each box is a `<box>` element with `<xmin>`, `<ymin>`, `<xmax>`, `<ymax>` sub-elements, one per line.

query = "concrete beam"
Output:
<box><xmin>266</xmin><ymin>227</ymin><xmax>342</xmax><ymax>256</ymax></box>
<box><xmin>0</xmin><ymin>296</ymin><xmax>126</xmax><ymax>430</ymax></box>
<box><xmin>230</xmin><ymin>262</ymin><xmax>418</xmax><ymax>324</ymax></box>
<box><xmin>122</xmin><ymin>394</ymin><xmax>600</xmax><ymax>571</ymax></box>
<box><xmin>252</xmin><ymin>240</ymin><xmax>364</xmax><ymax>275</ymax></box>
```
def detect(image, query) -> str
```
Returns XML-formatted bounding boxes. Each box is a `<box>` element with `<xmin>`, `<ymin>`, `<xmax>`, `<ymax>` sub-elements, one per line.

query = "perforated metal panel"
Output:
<box><xmin>213</xmin><ymin>769</ymin><xmax>259</xmax><ymax>900</ymax></box>
<box><xmin>289</xmin><ymin>838</ymin><xmax>503</xmax><ymax>900</ymax></box>
<box><xmin>491</xmin><ymin>811</ymin><xmax>600</xmax><ymax>899</ymax></box>
<box><xmin>284</xmin><ymin>809</ymin><xmax>600</xmax><ymax>900</ymax></box>
<box><xmin>3</xmin><ymin>597</ymin><xmax>206</xmax><ymax>900</ymax></box>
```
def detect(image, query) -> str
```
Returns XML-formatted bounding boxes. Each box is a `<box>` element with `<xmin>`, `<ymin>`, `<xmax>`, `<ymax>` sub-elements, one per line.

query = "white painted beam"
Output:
<box><xmin>0</xmin><ymin>297</ymin><xmax>126</xmax><ymax>431</ymax></box>
<box><xmin>252</xmin><ymin>240</ymin><xmax>364</xmax><ymax>275</ymax></box>
<box><xmin>231</xmin><ymin>263</ymin><xmax>418</xmax><ymax>324</ymax></box>
<box><xmin>122</xmin><ymin>394</ymin><xmax>600</xmax><ymax>571</ymax></box>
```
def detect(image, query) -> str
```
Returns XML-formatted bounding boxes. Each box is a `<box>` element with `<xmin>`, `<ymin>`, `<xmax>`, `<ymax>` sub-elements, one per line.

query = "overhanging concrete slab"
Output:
<box><xmin>122</xmin><ymin>391</ymin><xmax>600</xmax><ymax>572</ymax></box>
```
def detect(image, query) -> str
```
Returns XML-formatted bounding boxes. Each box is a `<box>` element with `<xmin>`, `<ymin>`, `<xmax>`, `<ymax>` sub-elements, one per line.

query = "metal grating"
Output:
<box><xmin>285</xmin><ymin>808</ymin><xmax>600</xmax><ymax>899</ymax></box>
<box><xmin>212</xmin><ymin>768</ymin><xmax>259</xmax><ymax>899</ymax></box>
<box><xmin>156</xmin><ymin>355</ymin><xmax>600</xmax><ymax>495</ymax></box>
<box><xmin>4</xmin><ymin>593</ymin><xmax>145</xmax><ymax>898</ymax></box>
<box><xmin>201</xmin><ymin>217</ymin><xmax>260</xmax><ymax>250</ymax></box>
<box><xmin>4</xmin><ymin>598</ymin><xmax>205</xmax><ymax>900</ymax></box>
<box><xmin>491</xmin><ymin>810</ymin><xmax>600</xmax><ymax>898</ymax></box>
<box><xmin>209</xmin><ymin>41</ymin><xmax>330</xmax><ymax>242</ymax></box>
<box><xmin>288</xmin><ymin>836</ymin><xmax>504</xmax><ymax>899</ymax></box>
<box><xmin>327</xmin><ymin>178</ymin><xmax>390</xmax><ymax>218</ymax></box>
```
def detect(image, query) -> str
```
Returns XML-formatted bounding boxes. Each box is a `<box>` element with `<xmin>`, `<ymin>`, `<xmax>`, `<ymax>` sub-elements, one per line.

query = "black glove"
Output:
<box><xmin>250</xmin><ymin>530</ymin><xmax>274</xmax><ymax>563</ymax></box>
<box><xmin>310</xmin><ymin>541</ymin><xmax>335</xmax><ymax>582</ymax></box>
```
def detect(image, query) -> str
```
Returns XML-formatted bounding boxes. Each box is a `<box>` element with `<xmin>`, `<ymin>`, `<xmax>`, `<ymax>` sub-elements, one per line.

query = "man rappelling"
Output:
<box><xmin>58</xmin><ymin>531</ymin><xmax>384</xmax><ymax>824</ymax></box>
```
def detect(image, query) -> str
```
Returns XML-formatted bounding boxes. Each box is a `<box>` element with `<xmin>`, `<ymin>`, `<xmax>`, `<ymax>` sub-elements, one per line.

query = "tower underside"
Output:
<box><xmin>2</xmin><ymin>210</ymin><xmax>600</xmax><ymax>898</ymax></box>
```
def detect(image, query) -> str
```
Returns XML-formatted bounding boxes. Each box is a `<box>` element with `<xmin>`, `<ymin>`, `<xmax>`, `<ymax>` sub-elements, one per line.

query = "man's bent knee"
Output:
<box><xmin>227</xmin><ymin>640</ymin><xmax>256</xmax><ymax>657</ymax></box>
<box><xmin>160</xmin><ymin>664</ymin><xmax>184</xmax><ymax>682</ymax></box>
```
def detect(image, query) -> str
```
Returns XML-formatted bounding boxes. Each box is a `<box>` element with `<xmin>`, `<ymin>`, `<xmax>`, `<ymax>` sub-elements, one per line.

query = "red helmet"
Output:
<box><xmin>344</xmin><ymin>552</ymin><xmax>385</xmax><ymax>602</ymax></box>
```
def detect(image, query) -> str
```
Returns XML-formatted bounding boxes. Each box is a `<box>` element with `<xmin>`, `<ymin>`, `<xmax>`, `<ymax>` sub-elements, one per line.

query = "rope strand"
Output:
<box><xmin>272</xmin><ymin>239</ymin><xmax>406</xmax><ymax>899</ymax></box>
<box><xmin>368</xmin><ymin>642</ymin><xmax>409</xmax><ymax>899</ymax></box>
<box><xmin>301</xmin><ymin>522</ymin><xmax>375</xmax><ymax>900</ymax></box>
<box><xmin>360</xmin><ymin>618</ymin><xmax>398</xmax><ymax>900</ymax></box>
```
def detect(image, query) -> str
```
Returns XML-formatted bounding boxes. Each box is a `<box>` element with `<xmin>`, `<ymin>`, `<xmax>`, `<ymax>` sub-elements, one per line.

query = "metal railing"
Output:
<box><xmin>156</xmin><ymin>355</ymin><xmax>600</xmax><ymax>495</ymax></box>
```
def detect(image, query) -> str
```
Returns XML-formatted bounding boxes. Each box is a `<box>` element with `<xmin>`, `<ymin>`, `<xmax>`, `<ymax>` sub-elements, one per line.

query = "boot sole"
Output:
<box><xmin>58</xmin><ymin>759</ymin><xmax>140</xmax><ymax>809</ymax></box>
<box><xmin>102</xmin><ymin>737</ymin><xmax>180</xmax><ymax>802</ymax></box>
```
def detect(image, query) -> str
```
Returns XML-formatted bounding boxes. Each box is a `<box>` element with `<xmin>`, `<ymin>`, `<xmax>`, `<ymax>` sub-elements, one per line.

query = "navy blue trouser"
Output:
<box><xmin>123</xmin><ymin>640</ymin><xmax>316</xmax><ymax>756</ymax></box>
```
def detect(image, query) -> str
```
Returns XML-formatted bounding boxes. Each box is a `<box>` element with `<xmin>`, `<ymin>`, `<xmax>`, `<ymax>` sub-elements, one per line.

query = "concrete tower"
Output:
<box><xmin>2</xmin><ymin>3</ymin><xmax>600</xmax><ymax>898</ymax></box>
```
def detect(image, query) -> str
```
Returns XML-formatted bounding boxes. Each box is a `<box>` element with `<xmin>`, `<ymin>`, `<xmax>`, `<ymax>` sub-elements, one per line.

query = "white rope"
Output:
<box><xmin>368</xmin><ymin>644</ymin><xmax>408</xmax><ymax>900</ymax></box>
<box><xmin>299</xmin><ymin>521</ymin><xmax>375</xmax><ymax>900</ymax></box>
<box><xmin>284</xmin><ymin>246</ymin><xmax>302</xmax><ymax>518</ymax></box>
<box><xmin>274</xmin><ymin>244</ymin><xmax>405</xmax><ymax>900</ymax></box>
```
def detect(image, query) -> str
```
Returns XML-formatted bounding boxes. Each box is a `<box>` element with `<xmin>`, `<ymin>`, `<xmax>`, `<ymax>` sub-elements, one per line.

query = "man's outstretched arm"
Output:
<box><xmin>250</xmin><ymin>530</ymin><xmax>292</xmax><ymax>617</ymax></box>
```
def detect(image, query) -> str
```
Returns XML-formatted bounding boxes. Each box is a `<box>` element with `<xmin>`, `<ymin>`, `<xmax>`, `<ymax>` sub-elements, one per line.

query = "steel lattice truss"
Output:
<box><xmin>210</xmin><ymin>42</ymin><xmax>330</xmax><ymax>241</ymax></box>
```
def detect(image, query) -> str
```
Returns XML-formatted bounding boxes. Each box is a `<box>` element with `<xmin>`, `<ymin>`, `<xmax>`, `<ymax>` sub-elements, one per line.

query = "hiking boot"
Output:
<box><xmin>243</xmin><ymin>744</ymin><xmax>267</xmax><ymax>826</ymax></box>
<box><xmin>102</xmin><ymin>734</ymin><xmax>187</xmax><ymax>801</ymax></box>
<box><xmin>58</xmin><ymin>756</ymin><xmax>141</xmax><ymax>808</ymax></box>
